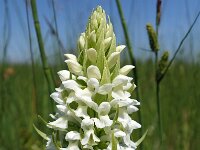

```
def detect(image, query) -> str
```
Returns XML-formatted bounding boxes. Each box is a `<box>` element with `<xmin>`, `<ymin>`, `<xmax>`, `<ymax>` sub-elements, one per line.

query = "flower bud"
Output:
<box><xmin>116</xmin><ymin>45</ymin><xmax>126</xmax><ymax>52</ymax></box>
<box><xmin>78</xmin><ymin>33</ymin><xmax>85</xmax><ymax>51</ymax></box>
<box><xmin>119</xmin><ymin>65</ymin><xmax>135</xmax><ymax>75</ymax></box>
<box><xmin>65</xmin><ymin>59</ymin><xmax>83</xmax><ymax>76</ymax></box>
<box><xmin>108</xmin><ymin>52</ymin><xmax>120</xmax><ymax>69</ymax></box>
<box><xmin>87</xmin><ymin>65</ymin><xmax>101</xmax><ymax>80</ymax></box>
<box><xmin>86</xmin><ymin>48</ymin><xmax>97</xmax><ymax>64</ymax></box>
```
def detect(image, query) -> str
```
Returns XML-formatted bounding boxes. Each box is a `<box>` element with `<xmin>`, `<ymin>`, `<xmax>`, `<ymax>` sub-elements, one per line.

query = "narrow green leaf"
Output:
<box><xmin>38</xmin><ymin>115</ymin><xmax>48</xmax><ymax>125</ymax></box>
<box><xmin>33</xmin><ymin>124</ymin><xmax>49</xmax><ymax>140</ymax></box>
<box><xmin>135</xmin><ymin>129</ymin><xmax>148</xmax><ymax>146</ymax></box>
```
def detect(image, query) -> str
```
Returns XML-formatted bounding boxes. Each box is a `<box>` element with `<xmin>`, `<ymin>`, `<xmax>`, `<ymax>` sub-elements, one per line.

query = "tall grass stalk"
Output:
<box><xmin>30</xmin><ymin>0</ymin><xmax>55</xmax><ymax>95</ymax></box>
<box><xmin>51</xmin><ymin>0</ymin><xmax>64</xmax><ymax>66</ymax></box>
<box><xmin>155</xmin><ymin>0</ymin><xmax>162</xmax><ymax>142</ymax></box>
<box><xmin>25</xmin><ymin>0</ymin><xmax>37</xmax><ymax>116</ymax></box>
<box><xmin>154</xmin><ymin>5</ymin><xmax>200</xmax><ymax>145</ymax></box>
<box><xmin>157</xmin><ymin>10</ymin><xmax>200</xmax><ymax>83</ymax></box>
<box><xmin>115</xmin><ymin>0</ymin><xmax>143</xmax><ymax>147</ymax></box>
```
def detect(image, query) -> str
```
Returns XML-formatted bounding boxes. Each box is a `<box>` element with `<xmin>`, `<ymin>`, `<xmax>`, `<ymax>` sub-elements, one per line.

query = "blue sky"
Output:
<box><xmin>0</xmin><ymin>0</ymin><xmax>200</xmax><ymax>63</ymax></box>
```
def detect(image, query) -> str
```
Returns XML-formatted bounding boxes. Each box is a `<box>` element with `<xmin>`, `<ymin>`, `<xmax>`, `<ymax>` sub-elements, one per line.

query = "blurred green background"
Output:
<box><xmin>0</xmin><ymin>0</ymin><xmax>200</xmax><ymax>149</ymax></box>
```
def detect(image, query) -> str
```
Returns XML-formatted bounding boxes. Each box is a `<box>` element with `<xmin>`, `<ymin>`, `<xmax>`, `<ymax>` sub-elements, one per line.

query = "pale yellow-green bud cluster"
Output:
<box><xmin>77</xmin><ymin>6</ymin><xmax>125</xmax><ymax>84</ymax></box>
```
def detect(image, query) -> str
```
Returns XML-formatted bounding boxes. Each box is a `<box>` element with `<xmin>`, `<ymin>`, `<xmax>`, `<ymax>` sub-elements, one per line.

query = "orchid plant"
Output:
<box><xmin>35</xmin><ymin>6</ymin><xmax>145</xmax><ymax>150</ymax></box>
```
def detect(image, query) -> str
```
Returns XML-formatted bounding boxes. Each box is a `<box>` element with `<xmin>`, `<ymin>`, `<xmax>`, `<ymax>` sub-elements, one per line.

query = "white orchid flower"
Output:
<box><xmin>64</xmin><ymin>131</ymin><xmax>81</xmax><ymax>150</ymax></box>
<box><xmin>81</xmin><ymin>118</ymin><xmax>100</xmax><ymax>147</ymax></box>
<box><xmin>93</xmin><ymin>102</ymin><xmax>113</xmax><ymax>128</ymax></box>
<box><xmin>47</xmin><ymin>116</ymin><xmax>68</xmax><ymax>130</ymax></box>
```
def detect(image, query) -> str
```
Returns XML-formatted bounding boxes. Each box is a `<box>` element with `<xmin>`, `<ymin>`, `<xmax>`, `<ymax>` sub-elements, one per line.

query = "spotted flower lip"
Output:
<box><xmin>35</xmin><ymin>6</ymin><xmax>144</xmax><ymax>150</ymax></box>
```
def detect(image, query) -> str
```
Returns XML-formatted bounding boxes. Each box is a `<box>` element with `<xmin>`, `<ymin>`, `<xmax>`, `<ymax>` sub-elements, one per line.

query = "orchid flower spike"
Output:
<box><xmin>35</xmin><ymin>6</ymin><xmax>144</xmax><ymax>150</ymax></box>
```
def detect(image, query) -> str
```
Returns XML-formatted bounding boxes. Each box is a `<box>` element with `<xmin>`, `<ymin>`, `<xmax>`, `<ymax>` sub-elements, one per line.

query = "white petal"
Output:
<box><xmin>129</xmin><ymin>120</ymin><xmax>141</xmax><ymax>130</ymax></box>
<box><xmin>87</xmin><ymin>78</ymin><xmax>99</xmax><ymax>90</ymax></box>
<box><xmin>87</xmin><ymin>48</ymin><xmax>97</xmax><ymax>63</ymax></box>
<box><xmin>114</xmin><ymin>129</ymin><xmax>126</xmax><ymax>137</ymax></box>
<box><xmin>110</xmin><ymin>98</ymin><xmax>134</xmax><ymax>108</ymax></box>
<box><xmin>56</xmin><ymin>105</ymin><xmax>68</xmax><ymax>114</ymax></box>
<box><xmin>50</xmin><ymin>92</ymin><xmax>64</xmax><ymax>104</ymax></box>
<box><xmin>63</xmin><ymin>80</ymin><xmax>80</xmax><ymax>91</ymax></box>
<box><xmin>48</xmin><ymin>117</ymin><xmax>68</xmax><ymax>130</ymax></box>
<box><xmin>81</xmin><ymin>118</ymin><xmax>94</xmax><ymax>129</ymax></box>
<box><xmin>119</xmin><ymin>65</ymin><xmax>135</xmax><ymax>75</ymax></box>
<box><xmin>64</xmin><ymin>54</ymin><xmax>77</xmax><ymax>61</ymax></box>
<box><xmin>75</xmin><ymin>89</ymin><xmax>98</xmax><ymax>110</ymax></box>
<box><xmin>123</xmin><ymin>82</ymin><xmax>133</xmax><ymax>91</ymax></box>
<box><xmin>57</xmin><ymin>70</ymin><xmax>70</xmax><ymax>81</ymax></box>
<box><xmin>81</xmin><ymin>129</ymin><xmax>100</xmax><ymax>146</ymax></box>
<box><xmin>77</xmin><ymin>76</ymin><xmax>88</xmax><ymax>82</ymax></box>
<box><xmin>127</xmin><ymin>105</ymin><xmax>139</xmax><ymax>114</ymax></box>
<box><xmin>100</xmin><ymin>116</ymin><xmax>113</xmax><ymax>127</ymax></box>
<box><xmin>112</xmin><ymin>75</ymin><xmax>132</xmax><ymax>87</ymax></box>
<box><xmin>93</xmin><ymin>116</ymin><xmax>112</xmax><ymax>129</ymax></box>
<box><xmin>87</xmin><ymin>65</ymin><xmax>101</xmax><ymax>80</ymax></box>
<box><xmin>65</xmin><ymin>59</ymin><xmax>83</xmax><ymax>76</ymax></box>
<box><xmin>93</xmin><ymin>118</ymin><xmax>105</xmax><ymax>128</ymax></box>
<box><xmin>112</xmin><ymin>88</ymin><xmax>131</xmax><ymax>99</ymax></box>
<box><xmin>98</xmin><ymin>84</ymin><xmax>112</xmax><ymax>95</ymax></box>
<box><xmin>65</xmin><ymin>131</ymin><xmax>80</xmax><ymax>140</ymax></box>
<box><xmin>108</xmin><ymin>52</ymin><xmax>120</xmax><ymax>69</ymax></box>
<box><xmin>98</xmin><ymin>102</ymin><xmax>111</xmax><ymax>115</ymax></box>
<box><xmin>123</xmin><ymin>135</ymin><xmax>137</xmax><ymax>149</ymax></box>
<box><xmin>74</xmin><ymin>105</ymin><xmax>89</xmax><ymax>119</ymax></box>
<box><xmin>116</xmin><ymin>45</ymin><xmax>126</xmax><ymax>52</ymax></box>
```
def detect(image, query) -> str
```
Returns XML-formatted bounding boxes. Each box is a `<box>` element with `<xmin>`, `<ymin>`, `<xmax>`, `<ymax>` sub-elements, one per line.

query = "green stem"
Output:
<box><xmin>156</xmin><ymin>80</ymin><xmax>162</xmax><ymax>142</ymax></box>
<box><xmin>25</xmin><ymin>0</ymin><xmax>38</xmax><ymax>116</ymax></box>
<box><xmin>155</xmin><ymin>52</ymin><xmax>162</xmax><ymax>142</ymax></box>
<box><xmin>155</xmin><ymin>3</ymin><xmax>162</xmax><ymax>141</ymax></box>
<box><xmin>30</xmin><ymin>0</ymin><xmax>55</xmax><ymax>109</ymax></box>
<box><xmin>115</xmin><ymin>0</ymin><xmax>143</xmax><ymax>148</ymax></box>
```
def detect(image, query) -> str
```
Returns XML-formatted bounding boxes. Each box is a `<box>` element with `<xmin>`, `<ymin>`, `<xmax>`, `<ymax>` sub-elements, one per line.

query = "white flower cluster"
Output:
<box><xmin>45</xmin><ymin>6</ymin><xmax>141</xmax><ymax>150</ymax></box>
